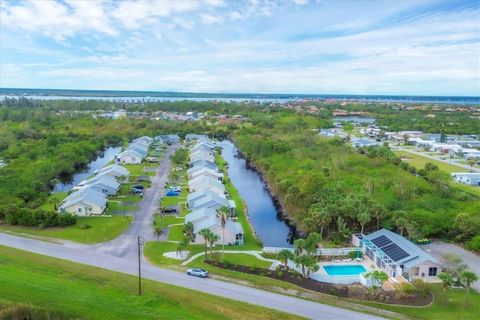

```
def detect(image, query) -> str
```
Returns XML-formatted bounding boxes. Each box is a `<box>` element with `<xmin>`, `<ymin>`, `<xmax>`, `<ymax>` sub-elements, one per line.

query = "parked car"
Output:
<box><xmin>169</xmin><ymin>186</ymin><xmax>181</xmax><ymax>192</ymax></box>
<box><xmin>186</xmin><ymin>268</ymin><xmax>209</xmax><ymax>278</ymax></box>
<box><xmin>133</xmin><ymin>185</ymin><xmax>144</xmax><ymax>190</ymax></box>
<box><xmin>132</xmin><ymin>189</ymin><xmax>143</xmax><ymax>195</ymax></box>
<box><xmin>165</xmin><ymin>190</ymin><xmax>179</xmax><ymax>196</ymax></box>
<box><xmin>160</xmin><ymin>207</ymin><xmax>177</xmax><ymax>213</ymax></box>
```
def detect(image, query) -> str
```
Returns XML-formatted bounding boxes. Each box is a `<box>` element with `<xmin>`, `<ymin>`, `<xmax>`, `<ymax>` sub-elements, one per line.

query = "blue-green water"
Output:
<box><xmin>323</xmin><ymin>265</ymin><xmax>367</xmax><ymax>276</ymax></box>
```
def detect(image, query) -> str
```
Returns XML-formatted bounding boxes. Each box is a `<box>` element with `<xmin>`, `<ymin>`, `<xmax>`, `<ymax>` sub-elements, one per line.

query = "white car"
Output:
<box><xmin>186</xmin><ymin>268</ymin><xmax>209</xmax><ymax>278</ymax></box>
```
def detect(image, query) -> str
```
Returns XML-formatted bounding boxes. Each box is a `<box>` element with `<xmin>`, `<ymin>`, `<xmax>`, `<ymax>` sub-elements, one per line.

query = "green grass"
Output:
<box><xmin>123</xmin><ymin>163</ymin><xmax>157</xmax><ymax>177</ymax></box>
<box><xmin>154</xmin><ymin>215</ymin><xmax>185</xmax><ymax>229</ymax></box>
<box><xmin>167</xmin><ymin>224</ymin><xmax>185</xmax><ymax>241</ymax></box>
<box><xmin>39</xmin><ymin>192</ymin><xmax>68</xmax><ymax>211</ymax></box>
<box><xmin>394</xmin><ymin>150</ymin><xmax>480</xmax><ymax>197</ymax></box>
<box><xmin>197</xmin><ymin>253</ymin><xmax>272</xmax><ymax>269</ymax></box>
<box><xmin>107</xmin><ymin>201</ymin><xmax>139</xmax><ymax>212</ymax></box>
<box><xmin>0</xmin><ymin>216</ymin><xmax>132</xmax><ymax>244</ymax></box>
<box><xmin>359</xmin><ymin>284</ymin><xmax>480</xmax><ymax>320</ymax></box>
<box><xmin>144</xmin><ymin>241</ymin><xmax>205</xmax><ymax>266</ymax></box>
<box><xmin>0</xmin><ymin>246</ymin><xmax>301</xmax><ymax>320</ymax></box>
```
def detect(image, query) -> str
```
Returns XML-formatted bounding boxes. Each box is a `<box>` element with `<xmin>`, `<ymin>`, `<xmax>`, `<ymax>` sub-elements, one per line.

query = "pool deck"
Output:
<box><xmin>309</xmin><ymin>258</ymin><xmax>379</xmax><ymax>284</ymax></box>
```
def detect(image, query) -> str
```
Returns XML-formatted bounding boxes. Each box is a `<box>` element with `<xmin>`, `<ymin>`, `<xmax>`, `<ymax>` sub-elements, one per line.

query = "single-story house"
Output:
<box><xmin>187</xmin><ymin>189</ymin><xmax>227</xmax><ymax>208</ymax></box>
<box><xmin>192</xmin><ymin>215</ymin><xmax>244</xmax><ymax>245</ymax></box>
<box><xmin>457</xmin><ymin>148</ymin><xmax>480</xmax><ymax>159</ymax></box>
<box><xmin>184</xmin><ymin>207</ymin><xmax>217</xmax><ymax>225</ymax></box>
<box><xmin>319</xmin><ymin>128</ymin><xmax>346</xmax><ymax>138</ymax></box>
<box><xmin>187</xmin><ymin>164</ymin><xmax>219</xmax><ymax>176</ymax></box>
<box><xmin>188</xmin><ymin>167</ymin><xmax>223</xmax><ymax>181</ymax></box>
<box><xmin>77</xmin><ymin>174</ymin><xmax>120</xmax><ymax>195</ymax></box>
<box><xmin>190</xmin><ymin>149</ymin><xmax>213</xmax><ymax>159</ymax></box>
<box><xmin>188</xmin><ymin>176</ymin><xmax>226</xmax><ymax>194</ymax></box>
<box><xmin>96</xmin><ymin>164</ymin><xmax>129</xmax><ymax>181</ymax></box>
<box><xmin>189</xmin><ymin>159</ymin><xmax>217</xmax><ymax>170</ymax></box>
<box><xmin>351</xmin><ymin>138</ymin><xmax>379</xmax><ymax>148</ymax></box>
<box><xmin>116</xmin><ymin>149</ymin><xmax>144</xmax><ymax>164</ymax></box>
<box><xmin>352</xmin><ymin>229</ymin><xmax>442</xmax><ymax>282</ymax></box>
<box><xmin>429</xmin><ymin>143</ymin><xmax>462</xmax><ymax>154</ymax></box>
<box><xmin>191</xmin><ymin>144</ymin><xmax>214</xmax><ymax>154</ymax></box>
<box><xmin>193</xmin><ymin>140</ymin><xmax>216</xmax><ymax>150</ymax></box>
<box><xmin>189</xmin><ymin>191</ymin><xmax>235</xmax><ymax>212</ymax></box>
<box><xmin>451</xmin><ymin>172</ymin><xmax>480</xmax><ymax>186</ymax></box>
<box><xmin>190</xmin><ymin>153</ymin><xmax>215</xmax><ymax>163</ymax></box>
<box><xmin>185</xmin><ymin>134</ymin><xmax>208</xmax><ymax>141</ymax></box>
<box><xmin>59</xmin><ymin>187</ymin><xmax>107</xmax><ymax>216</ymax></box>
<box><xmin>133</xmin><ymin>136</ymin><xmax>153</xmax><ymax>146</ymax></box>
<box><xmin>155</xmin><ymin>135</ymin><xmax>180</xmax><ymax>144</ymax></box>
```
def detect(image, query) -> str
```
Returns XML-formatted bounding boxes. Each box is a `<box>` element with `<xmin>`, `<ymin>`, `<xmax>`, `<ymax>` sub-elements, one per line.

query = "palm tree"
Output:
<box><xmin>310</xmin><ymin>207</ymin><xmax>331</xmax><ymax>239</ymax></box>
<box><xmin>154</xmin><ymin>226</ymin><xmax>163</xmax><ymax>240</ymax></box>
<box><xmin>358</xmin><ymin>212</ymin><xmax>371</xmax><ymax>234</ymax></box>
<box><xmin>467</xmin><ymin>158</ymin><xmax>476</xmax><ymax>172</ymax></box>
<box><xmin>459</xmin><ymin>270</ymin><xmax>479</xmax><ymax>308</ymax></box>
<box><xmin>183</xmin><ymin>221</ymin><xmax>194</xmax><ymax>241</ymax></box>
<box><xmin>199</xmin><ymin>228</ymin><xmax>212</xmax><ymax>261</ymax></box>
<box><xmin>438</xmin><ymin>272</ymin><xmax>454</xmax><ymax>303</ymax></box>
<box><xmin>365</xmin><ymin>270</ymin><xmax>389</xmax><ymax>293</ymax></box>
<box><xmin>294</xmin><ymin>254</ymin><xmax>319</xmax><ymax>279</ymax></box>
<box><xmin>278</xmin><ymin>249</ymin><xmax>294</xmax><ymax>270</ymax></box>
<box><xmin>216</xmin><ymin>206</ymin><xmax>229</xmax><ymax>262</ymax></box>
<box><xmin>207</xmin><ymin>233</ymin><xmax>220</xmax><ymax>261</ymax></box>
<box><xmin>395</xmin><ymin>217</ymin><xmax>408</xmax><ymax>236</ymax></box>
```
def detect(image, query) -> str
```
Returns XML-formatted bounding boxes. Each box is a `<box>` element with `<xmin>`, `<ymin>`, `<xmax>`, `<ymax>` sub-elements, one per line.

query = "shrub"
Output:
<box><xmin>348</xmin><ymin>250</ymin><xmax>363</xmax><ymax>259</ymax></box>
<box><xmin>79</xmin><ymin>223</ymin><xmax>91</xmax><ymax>230</ymax></box>
<box><xmin>466</xmin><ymin>235</ymin><xmax>480</xmax><ymax>252</ymax></box>
<box><xmin>277</xmin><ymin>271</ymin><xmax>284</xmax><ymax>278</ymax></box>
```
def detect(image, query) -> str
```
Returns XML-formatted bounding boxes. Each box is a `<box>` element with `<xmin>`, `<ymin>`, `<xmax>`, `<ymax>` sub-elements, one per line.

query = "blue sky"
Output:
<box><xmin>1</xmin><ymin>0</ymin><xmax>479</xmax><ymax>95</ymax></box>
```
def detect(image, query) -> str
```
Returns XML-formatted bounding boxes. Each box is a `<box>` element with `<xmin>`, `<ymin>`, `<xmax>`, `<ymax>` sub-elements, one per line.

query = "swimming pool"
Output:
<box><xmin>323</xmin><ymin>265</ymin><xmax>367</xmax><ymax>276</ymax></box>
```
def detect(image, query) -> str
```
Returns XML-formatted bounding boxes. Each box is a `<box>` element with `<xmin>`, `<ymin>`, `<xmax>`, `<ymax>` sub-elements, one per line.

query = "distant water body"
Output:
<box><xmin>1</xmin><ymin>88</ymin><xmax>479</xmax><ymax>105</ymax></box>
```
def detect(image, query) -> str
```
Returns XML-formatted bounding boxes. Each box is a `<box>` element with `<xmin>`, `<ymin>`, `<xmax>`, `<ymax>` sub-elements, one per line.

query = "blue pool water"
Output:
<box><xmin>323</xmin><ymin>265</ymin><xmax>367</xmax><ymax>276</ymax></box>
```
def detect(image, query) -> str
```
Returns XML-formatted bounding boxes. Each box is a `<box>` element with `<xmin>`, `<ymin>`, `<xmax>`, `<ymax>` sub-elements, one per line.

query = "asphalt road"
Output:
<box><xmin>423</xmin><ymin>240</ymin><xmax>480</xmax><ymax>291</ymax></box>
<box><xmin>0</xmin><ymin>233</ymin><xmax>385</xmax><ymax>320</ymax></box>
<box><xmin>0</xmin><ymin>143</ymin><xmax>386</xmax><ymax>319</ymax></box>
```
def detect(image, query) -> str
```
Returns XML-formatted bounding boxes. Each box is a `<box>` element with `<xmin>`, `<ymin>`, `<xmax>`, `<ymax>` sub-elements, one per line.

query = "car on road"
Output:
<box><xmin>186</xmin><ymin>268</ymin><xmax>209</xmax><ymax>278</ymax></box>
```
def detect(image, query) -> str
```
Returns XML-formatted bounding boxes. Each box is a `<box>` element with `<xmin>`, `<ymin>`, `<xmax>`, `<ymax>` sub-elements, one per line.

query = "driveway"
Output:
<box><xmin>91</xmin><ymin>143</ymin><xmax>178</xmax><ymax>258</ymax></box>
<box><xmin>423</xmin><ymin>240</ymin><xmax>480</xmax><ymax>291</ymax></box>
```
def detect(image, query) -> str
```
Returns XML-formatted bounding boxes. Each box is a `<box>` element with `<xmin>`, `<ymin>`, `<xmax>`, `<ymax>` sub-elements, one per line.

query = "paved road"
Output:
<box><xmin>423</xmin><ymin>240</ymin><xmax>480</xmax><ymax>291</ymax></box>
<box><xmin>394</xmin><ymin>146</ymin><xmax>480</xmax><ymax>172</ymax></box>
<box><xmin>0</xmin><ymin>233</ymin><xmax>385</xmax><ymax>320</ymax></box>
<box><xmin>0</xmin><ymin>143</ymin><xmax>387</xmax><ymax>319</ymax></box>
<box><xmin>91</xmin><ymin>144</ymin><xmax>177</xmax><ymax>258</ymax></box>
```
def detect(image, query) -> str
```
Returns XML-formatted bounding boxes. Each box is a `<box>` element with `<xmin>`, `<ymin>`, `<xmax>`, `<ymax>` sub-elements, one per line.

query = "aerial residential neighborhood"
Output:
<box><xmin>1</xmin><ymin>1</ymin><xmax>479</xmax><ymax>320</ymax></box>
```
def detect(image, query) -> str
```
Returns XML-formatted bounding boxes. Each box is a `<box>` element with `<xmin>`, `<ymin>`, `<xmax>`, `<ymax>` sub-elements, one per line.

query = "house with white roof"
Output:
<box><xmin>457</xmin><ymin>148</ymin><xmax>480</xmax><ymax>159</ymax></box>
<box><xmin>188</xmin><ymin>176</ymin><xmax>226</xmax><ymax>194</ymax></box>
<box><xmin>133</xmin><ymin>136</ymin><xmax>153</xmax><ymax>145</ymax></box>
<box><xmin>189</xmin><ymin>159</ymin><xmax>217</xmax><ymax>169</ymax></box>
<box><xmin>189</xmin><ymin>191</ymin><xmax>235</xmax><ymax>213</ymax></box>
<box><xmin>192</xmin><ymin>214</ymin><xmax>244</xmax><ymax>246</ymax></box>
<box><xmin>185</xmin><ymin>134</ymin><xmax>208</xmax><ymax>141</ymax></box>
<box><xmin>96</xmin><ymin>164</ymin><xmax>129</xmax><ymax>181</ymax></box>
<box><xmin>451</xmin><ymin>172</ymin><xmax>480</xmax><ymax>186</ymax></box>
<box><xmin>351</xmin><ymin>138</ymin><xmax>379</xmax><ymax>148</ymax></box>
<box><xmin>76</xmin><ymin>174</ymin><xmax>120</xmax><ymax>195</ymax></box>
<box><xmin>430</xmin><ymin>143</ymin><xmax>462</xmax><ymax>154</ymax></box>
<box><xmin>116</xmin><ymin>149</ymin><xmax>144</xmax><ymax>164</ymax></box>
<box><xmin>187</xmin><ymin>189</ymin><xmax>227</xmax><ymax>208</ymax></box>
<box><xmin>187</xmin><ymin>164</ymin><xmax>219</xmax><ymax>176</ymax></box>
<box><xmin>185</xmin><ymin>207</ymin><xmax>217</xmax><ymax>225</ymax></box>
<box><xmin>189</xmin><ymin>153</ymin><xmax>215</xmax><ymax>164</ymax></box>
<box><xmin>188</xmin><ymin>167</ymin><xmax>224</xmax><ymax>181</ymax></box>
<box><xmin>352</xmin><ymin>229</ymin><xmax>442</xmax><ymax>282</ymax></box>
<box><xmin>191</xmin><ymin>144</ymin><xmax>214</xmax><ymax>154</ymax></box>
<box><xmin>59</xmin><ymin>186</ymin><xmax>107</xmax><ymax>216</ymax></box>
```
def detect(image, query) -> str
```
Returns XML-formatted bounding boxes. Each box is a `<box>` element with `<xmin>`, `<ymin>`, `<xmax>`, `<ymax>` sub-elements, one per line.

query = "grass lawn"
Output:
<box><xmin>154</xmin><ymin>215</ymin><xmax>185</xmax><ymax>229</ymax></box>
<box><xmin>123</xmin><ymin>163</ymin><xmax>157</xmax><ymax>177</ymax></box>
<box><xmin>394</xmin><ymin>150</ymin><xmax>480</xmax><ymax>197</ymax></box>
<box><xmin>394</xmin><ymin>150</ymin><xmax>467</xmax><ymax>174</ymax></box>
<box><xmin>39</xmin><ymin>192</ymin><xmax>68</xmax><ymax>211</ymax></box>
<box><xmin>0</xmin><ymin>216</ymin><xmax>132</xmax><ymax>244</ymax></box>
<box><xmin>0</xmin><ymin>246</ymin><xmax>301</xmax><ymax>320</ymax></box>
<box><xmin>107</xmin><ymin>201</ymin><xmax>139</xmax><ymax>212</ymax></box>
<box><xmin>359</xmin><ymin>284</ymin><xmax>480</xmax><ymax>320</ymax></box>
<box><xmin>144</xmin><ymin>241</ymin><xmax>205</xmax><ymax>266</ymax></box>
<box><xmin>167</xmin><ymin>224</ymin><xmax>185</xmax><ymax>241</ymax></box>
<box><xmin>194</xmin><ymin>252</ymin><xmax>272</xmax><ymax>269</ymax></box>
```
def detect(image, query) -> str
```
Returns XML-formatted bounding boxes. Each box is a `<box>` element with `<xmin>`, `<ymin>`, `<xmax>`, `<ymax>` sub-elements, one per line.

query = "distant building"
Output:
<box><xmin>351</xmin><ymin>138</ymin><xmax>378</xmax><ymax>148</ymax></box>
<box><xmin>451</xmin><ymin>173</ymin><xmax>480</xmax><ymax>186</ymax></box>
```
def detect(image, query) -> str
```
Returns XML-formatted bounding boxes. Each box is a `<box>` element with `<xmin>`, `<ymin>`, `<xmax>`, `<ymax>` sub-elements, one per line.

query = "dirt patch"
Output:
<box><xmin>205</xmin><ymin>260</ymin><xmax>433</xmax><ymax>306</ymax></box>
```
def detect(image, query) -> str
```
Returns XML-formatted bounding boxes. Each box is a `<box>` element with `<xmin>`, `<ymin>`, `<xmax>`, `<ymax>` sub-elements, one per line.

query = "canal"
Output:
<box><xmin>220</xmin><ymin>140</ymin><xmax>294</xmax><ymax>248</ymax></box>
<box><xmin>53</xmin><ymin>146</ymin><xmax>121</xmax><ymax>193</ymax></box>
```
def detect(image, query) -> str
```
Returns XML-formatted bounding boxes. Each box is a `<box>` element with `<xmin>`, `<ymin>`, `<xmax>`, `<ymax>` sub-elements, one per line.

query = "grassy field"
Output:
<box><xmin>39</xmin><ymin>192</ymin><xmax>68</xmax><ymax>211</ymax></box>
<box><xmin>154</xmin><ymin>214</ymin><xmax>185</xmax><ymax>229</ymax></box>
<box><xmin>394</xmin><ymin>150</ymin><xmax>480</xmax><ymax>196</ymax></box>
<box><xmin>0</xmin><ymin>246</ymin><xmax>301</xmax><ymax>320</ymax></box>
<box><xmin>0</xmin><ymin>216</ymin><xmax>132</xmax><ymax>244</ymax></box>
<box><xmin>123</xmin><ymin>163</ymin><xmax>157</xmax><ymax>177</ymax></box>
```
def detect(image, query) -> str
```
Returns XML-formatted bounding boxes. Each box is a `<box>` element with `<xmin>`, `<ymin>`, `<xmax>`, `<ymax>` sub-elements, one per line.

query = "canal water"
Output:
<box><xmin>53</xmin><ymin>146</ymin><xmax>121</xmax><ymax>193</ymax></box>
<box><xmin>220</xmin><ymin>140</ymin><xmax>294</xmax><ymax>247</ymax></box>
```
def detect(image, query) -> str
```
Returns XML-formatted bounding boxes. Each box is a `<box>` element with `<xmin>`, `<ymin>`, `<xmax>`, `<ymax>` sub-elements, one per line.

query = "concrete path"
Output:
<box><xmin>0</xmin><ymin>233</ymin><xmax>386</xmax><ymax>320</ymax></box>
<box><xmin>181</xmin><ymin>250</ymin><xmax>279</xmax><ymax>266</ymax></box>
<box><xmin>423</xmin><ymin>240</ymin><xmax>480</xmax><ymax>291</ymax></box>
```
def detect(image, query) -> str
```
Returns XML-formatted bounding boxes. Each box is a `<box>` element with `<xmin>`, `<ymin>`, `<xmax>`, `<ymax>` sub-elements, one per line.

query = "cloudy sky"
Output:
<box><xmin>1</xmin><ymin>0</ymin><xmax>479</xmax><ymax>95</ymax></box>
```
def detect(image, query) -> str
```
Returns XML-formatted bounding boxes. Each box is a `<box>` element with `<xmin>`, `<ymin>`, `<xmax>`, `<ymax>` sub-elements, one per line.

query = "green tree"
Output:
<box><xmin>357</xmin><ymin>211</ymin><xmax>371</xmax><ymax>234</ymax></box>
<box><xmin>395</xmin><ymin>216</ymin><xmax>409</xmax><ymax>236</ymax></box>
<box><xmin>467</xmin><ymin>158</ymin><xmax>476</xmax><ymax>171</ymax></box>
<box><xmin>183</xmin><ymin>221</ymin><xmax>195</xmax><ymax>241</ymax></box>
<box><xmin>216</xmin><ymin>206</ymin><xmax>230</xmax><ymax>262</ymax></box>
<box><xmin>294</xmin><ymin>254</ymin><xmax>319</xmax><ymax>279</ymax></box>
<box><xmin>438</xmin><ymin>272</ymin><xmax>454</xmax><ymax>303</ymax></box>
<box><xmin>199</xmin><ymin>228</ymin><xmax>213</xmax><ymax>261</ymax></box>
<box><xmin>277</xmin><ymin>249</ymin><xmax>294</xmax><ymax>270</ymax></box>
<box><xmin>365</xmin><ymin>270</ymin><xmax>389</xmax><ymax>297</ymax></box>
<box><xmin>207</xmin><ymin>232</ymin><xmax>220</xmax><ymax>261</ymax></box>
<box><xmin>343</xmin><ymin>123</ymin><xmax>354</xmax><ymax>139</ymax></box>
<box><xmin>459</xmin><ymin>270</ymin><xmax>479</xmax><ymax>308</ymax></box>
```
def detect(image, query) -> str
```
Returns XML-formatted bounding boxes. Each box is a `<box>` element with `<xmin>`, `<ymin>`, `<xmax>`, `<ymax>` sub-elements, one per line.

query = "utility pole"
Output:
<box><xmin>138</xmin><ymin>236</ymin><xmax>145</xmax><ymax>295</ymax></box>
